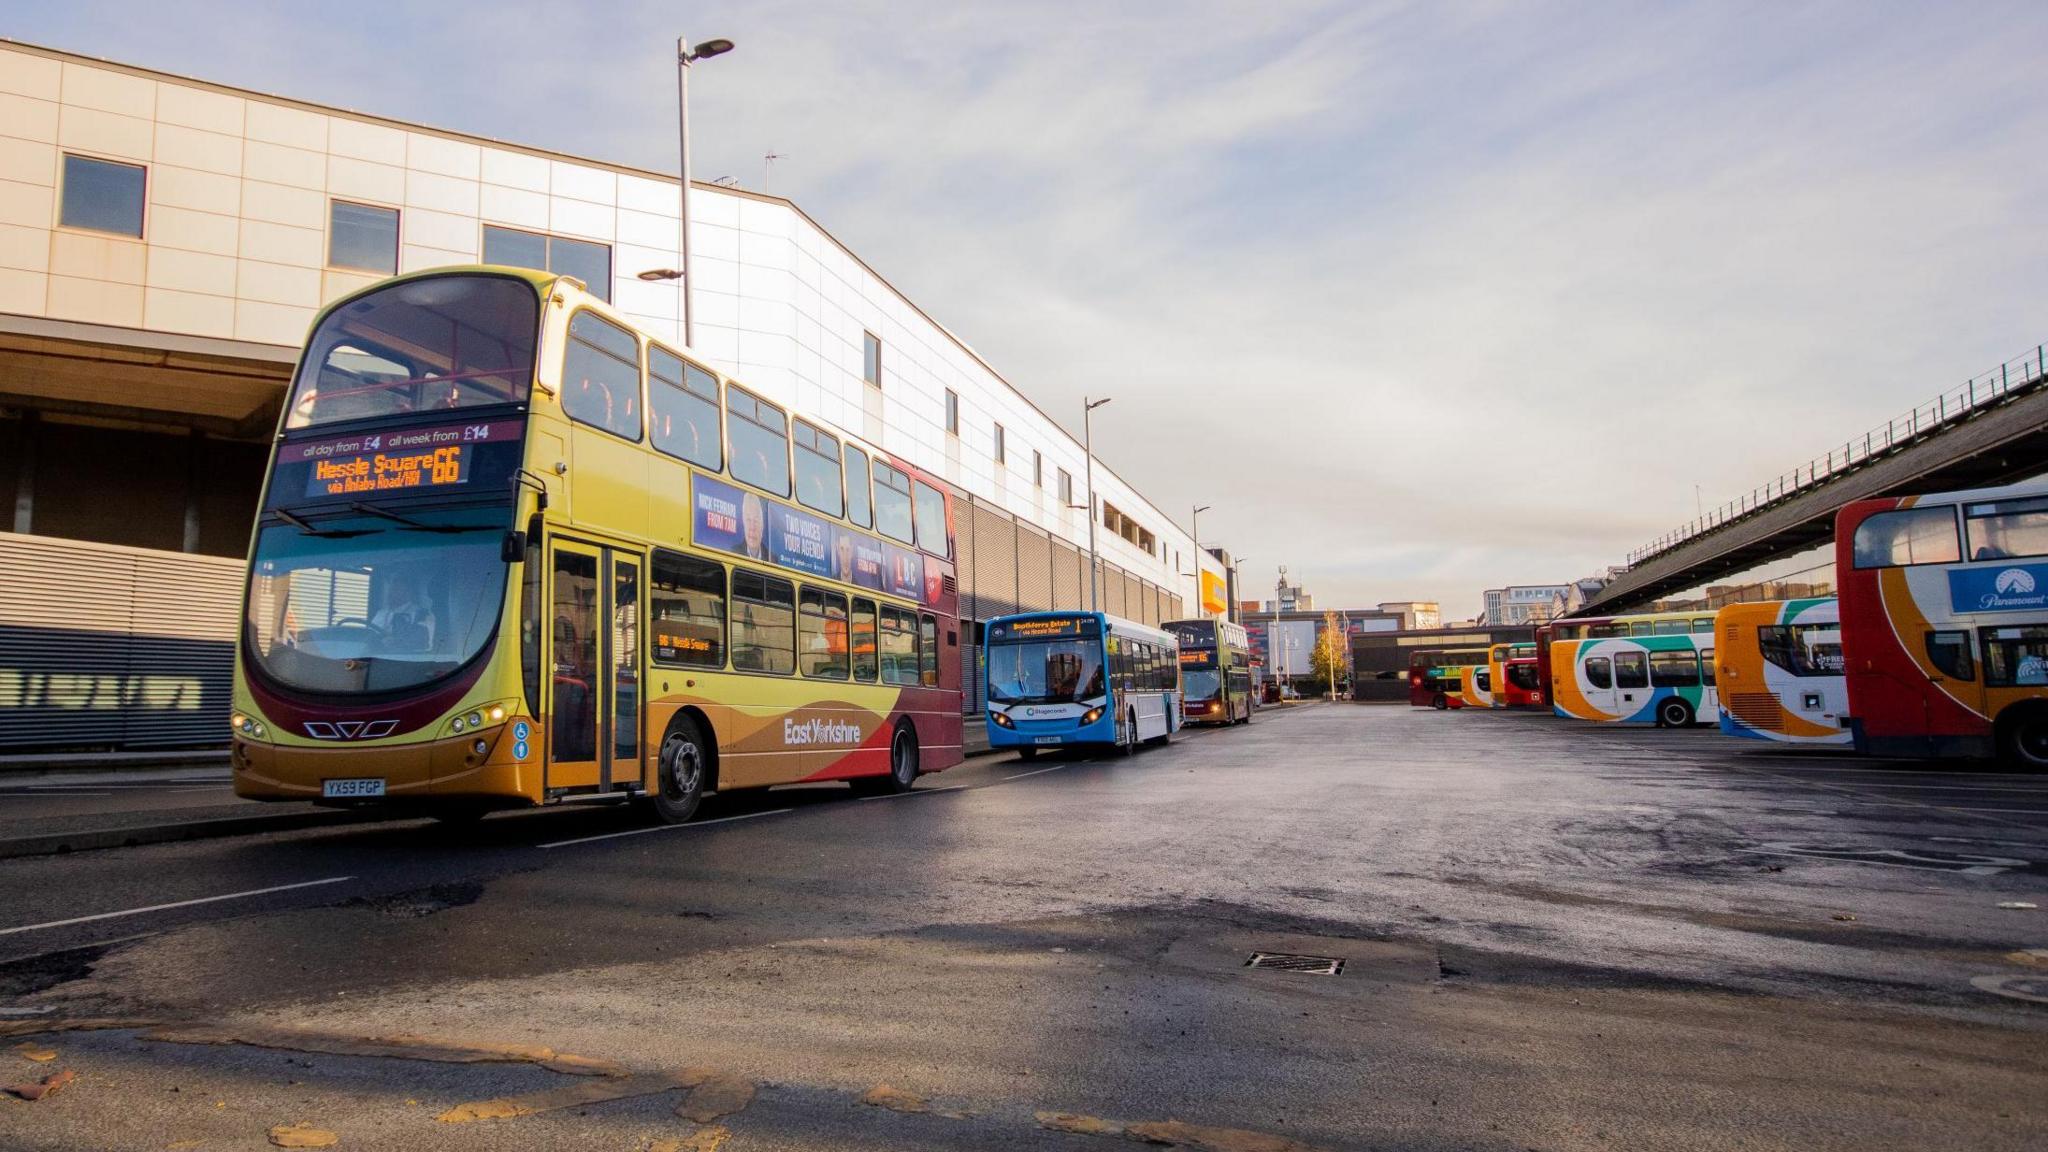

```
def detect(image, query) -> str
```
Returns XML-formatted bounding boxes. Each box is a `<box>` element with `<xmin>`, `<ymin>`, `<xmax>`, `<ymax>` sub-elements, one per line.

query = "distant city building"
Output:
<box><xmin>1479</xmin><ymin>584</ymin><xmax>1572</xmax><ymax>626</ymax></box>
<box><xmin>1375</xmin><ymin>601</ymin><xmax>1442</xmax><ymax>630</ymax></box>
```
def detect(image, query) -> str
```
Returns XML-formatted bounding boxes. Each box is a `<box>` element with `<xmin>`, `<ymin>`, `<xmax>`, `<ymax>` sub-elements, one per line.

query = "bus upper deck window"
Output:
<box><xmin>1852</xmin><ymin>506</ymin><xmax>1960</xmax><ymax>568</ymax></box>
<box><xmin>649</xmin><ymin>347</ymin><xmax>722</xmax><ymax>472</ymax></box>
<box><xmin>727</xmin><ymin>387</ymin><xmax>791</xmax><ymax>497</ymax></box>
<box><xmin>562</xmin><ymin>312</ymin><xmax>642</xmax><ymax>441</ymax></box>
<box><xmin>1965</xmin><ymin>496</ymin><xmax>2048</xmax><ymax>562</ymax></box>
<box><xmin>793</xmin><ymin>420</ymin><xmax>844</xmax><ymax>518</ymax></box>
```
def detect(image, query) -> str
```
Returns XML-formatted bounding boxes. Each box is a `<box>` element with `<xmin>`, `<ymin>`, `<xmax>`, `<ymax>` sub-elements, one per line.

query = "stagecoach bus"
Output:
<box><xmin>1424</xmin><ymin>648</ymin><xmax>1493</xmax><ymax>710</ymax></box>
<box><xmin>1550</xmin><ymin>623</ymin><xmax>1716</xmax><ymax>727</ymax></box>
<box><xmin>1164</xmin><ymin>618</ymin><xmax>1253</xmax><ymax>725</ymax></box>
<box><xmin>1539</xmin><ymin>610</ymin><xmax>1717</xmax><ymax>708</ymax></box>
<box><xmin>231</xmin><ymin>268</ymin><xmax>962</xmax><ymax>824</ymax></box>
<box><xmin>1407</xmin><ymin>650</ymin><xmax>1447</xmax><ymax>707</ymax></box>
<box><xmin>1837</xmin><ymin>479</ymin><xmax>2048</xmax><ymax>767</ymax></box>
<box><xmin>984</xmin><ymin>612</ymin><xmax>1180</xmax><ymax>756</ymax></box>
<box><xmin>1488</xmin><ymin>642</ymin><xmax>1542</xmax><ymax>708</ymax></box>
<box><xmin>1714</xmin><ymin>598</ymin><xmax>1851</xmax><ymax>745</ymax></box>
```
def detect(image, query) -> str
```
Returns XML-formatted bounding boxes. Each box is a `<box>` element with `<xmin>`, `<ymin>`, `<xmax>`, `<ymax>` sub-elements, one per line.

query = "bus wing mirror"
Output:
<box><xmin>503</xmin><ymin>530</ymin><xmax>528</xmax><ymax>564</ymax></box>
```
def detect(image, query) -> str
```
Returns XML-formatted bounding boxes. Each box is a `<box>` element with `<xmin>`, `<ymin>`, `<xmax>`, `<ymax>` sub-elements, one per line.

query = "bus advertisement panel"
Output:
<box><xmin>985</xmin><ymin>613</ymin><xmax>1181</xmax><ymax>756</ymax></box>
<box><xmin>1165</xmin><ymin>618</ymin><xmax>1253</xmax><ymax>725</ymax></box>
<box><xmin>232</xmin><ymin>269</ymin><xmax>961</xmax><ymax>825</ymax></box>
<box><xmin>1836</xmin><ymin>481</ymin><xmax>2048</xmax><ymax>766</ymax></box>
<box><xmin>1550</xmin><ymin>631</ymin><xmax>1716</xmax><ymax>727</ymax></box>
<box><xmin>1714</xmin><ymin>598</ymin><xmax>1850</xmax><ymax>744</ymax></box>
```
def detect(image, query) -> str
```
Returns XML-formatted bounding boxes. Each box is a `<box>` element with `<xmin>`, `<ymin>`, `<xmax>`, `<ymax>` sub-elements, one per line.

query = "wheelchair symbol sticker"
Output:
<box><xmin>513</xmin><ymin>721</ymin><xmax>530</xmax><ymax>742</ymax></box>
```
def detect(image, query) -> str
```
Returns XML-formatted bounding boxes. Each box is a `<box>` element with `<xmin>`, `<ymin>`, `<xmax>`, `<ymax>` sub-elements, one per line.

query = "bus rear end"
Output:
<box><xmin>1715</xmin><ymin>599</ymin><xmax>1851</xmax><ymax>744</ymax></box>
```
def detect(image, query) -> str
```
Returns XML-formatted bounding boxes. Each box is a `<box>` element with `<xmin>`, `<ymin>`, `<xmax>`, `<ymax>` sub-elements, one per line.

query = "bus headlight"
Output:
<box><xmin>1080</xmin><ymin>706</ymin><xmax>1104</xmax><ymax>726</ymax></box>
<box><xmin>466</xmin><ymin>711</ymin><xmax>485</xmax><ymax>729</ymax></box>
<box><xmin>231</xmin><ymin>713</ymin><xmax>267</xmax><ymax>739</ymax></box>
<box><xmin>990</xmin><ymin>711</ymin><xmax>1014</xmax><ymax>728</ymax></box>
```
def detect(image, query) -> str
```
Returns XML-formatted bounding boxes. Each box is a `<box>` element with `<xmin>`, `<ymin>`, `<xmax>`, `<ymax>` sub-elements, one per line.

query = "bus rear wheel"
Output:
<box><xmin>651</xmin><ymin>716</ymin><xmax>709</xmax><ymax>824</ymax></box>
<box><xmin>1656</xmin><ymin>699</ymin><xmax>1694</xmax><ymax>729</ymax></box>
<box><xmin>1997</xmin><ymin>706</ymin><xmax>2048</xmax><ymax>772</ymax></box>
<box><xmin>1431</xmin><ymin>693</ymin><xmax>1448</xmax><ymax>711</ymax></box>
<box><xmin>855</xmin><ymin>723</ymin><xmax>920</xmax><ymax>795</ymax></box>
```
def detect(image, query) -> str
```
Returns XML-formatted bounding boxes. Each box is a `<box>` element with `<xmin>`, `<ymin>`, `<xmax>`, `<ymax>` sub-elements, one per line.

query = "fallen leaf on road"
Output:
<box><xmin>860</xmin><ymin>1083</ymin><xmax>929</xmax><ymax>1113</ymax></box>
<box><xmin>11</xmin><ymin>1043</ymin><xmax>56</xmax><ymax>1062</ymax></box>
<box><xmin>1036</xmin><ymin>1111</ymin><xmax>1123</xmax><ymax>1136</ymax></box>
<box><xmin>676</xmin><ymin>1074</ymin><xmax>754</xmax><ymax>1123</ymax></box>
<box><xmin>681</xmin><ymin>1127</ymin><xmax>731</xmax><ymax>1152</ymax></box>
<box><xmin>1830</xmin><ymin>914</ymin><xmax>1856</xmax><ymax>922</ymax></box>
<box><xmin>5</xmin><ymin>1068</ymin><xmax>76</xmax><ymax>1100</ymax></box>
<box><xmin>436</xmin><ymin>1075</ymin><xmax>675</xmax><ymax>1121</ymax></box>
<box><xmin>1998</xmin><ymin>901</ymin><xmax>2038</xmax><ymax>910</ymax></box>
<box><xmin>1123</xmin><ymin>1119</ymin><xmax>1328</xmax><ymax>1152</ymax></box>
<box><xmin>266</xmin><ymin>1123</ymin><xmax>338</xmax><ymax>1148</ymax></box>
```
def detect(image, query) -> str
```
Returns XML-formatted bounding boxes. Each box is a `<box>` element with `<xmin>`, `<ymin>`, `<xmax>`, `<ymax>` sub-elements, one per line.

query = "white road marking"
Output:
<box><xmin>1842</xmin><ymin>783</ymin><xmax>2048</xmax><ymax>792</ymax></box>
<box><xmin>860</xmin><ymin>785</ymin><xmax>967</xmax><ymax>801</ymax></box>
<box><xmin>537</xmin><ymin>808</ymin><xmax>791</xmax><ymax>849</ymax></box>
<box><xmin>0</xmin><ymin>876</ymin><xmax>355</xmax><ymax>937</ymax></box>
<box><xmin>1943</xmin><ymin>807</ymin><xmax>2048</xmax><ymax>815</ymax></box>
<box><xmin>998</xmin><ymin>764</ymin><xmax>1069</xmax><ymax>782</ymax></box>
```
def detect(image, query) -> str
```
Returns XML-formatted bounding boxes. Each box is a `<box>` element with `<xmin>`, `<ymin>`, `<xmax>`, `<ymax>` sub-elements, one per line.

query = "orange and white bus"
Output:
<box><xmin>231</xmin><ymin>267</ymin><xmax>962</xmax><ymax>823</ymax></box>
<box><xmin>1837</xmin><ymin>479</ymin><xmax>2048</xmax><ymax>767</ymax></box>
<box><xmin>1487</xmin><ymin>642</ymin><xmax>1541</xmax><ymax>708</ymax></box>
<box><xmin>1713</xmin><ymin>598</ymin><xmax>1851</xmax><ymax>745</ymax></box>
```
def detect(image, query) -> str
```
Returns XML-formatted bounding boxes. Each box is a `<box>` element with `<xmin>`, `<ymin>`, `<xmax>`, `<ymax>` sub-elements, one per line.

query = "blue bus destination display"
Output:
<box><xmin>692</xmin><ymin>473</ymin><xmax>932</xmax><ymax>603</ymax></box>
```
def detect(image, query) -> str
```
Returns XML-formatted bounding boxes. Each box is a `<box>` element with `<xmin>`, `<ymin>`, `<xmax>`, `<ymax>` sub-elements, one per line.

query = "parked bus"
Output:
<box><xmin>1550</xmin><ymin>624</ymin><xmax>1716</xmax><ymax>727</ymax></box>
<box><xmin>1407</xmin><ymin>650</ymin><xmax>1448</xmax><ymax>707</ymax></box>
<box><xmin>231</xmin><ymin>268</ymin><xmax>962</xmax><ymax>824</ymax></box>
<box><xmin>1714</xmin><ymin>598</ymin><xmax>1850</xmax><ymax>745</ymax></box>
<box><xmin>984</xmin><ymin>612</ymin><xmax>1180</xmax><ymax>757</ymax></box>
<box><xmin>1488</xmin><ymin>642</ymin><xmax>1543</xmax><ymax>708</ymax></box>
<box><xmin>1539</xmin><ymin>610</ymin><xmax>1718</xmax><ymax>707</ymax></box>
<box><xmin>1837</xmin><ymin>480</ymin><xmax>2048</xmax><ymax>766</ymax></box>
<box><xmin>1426</xmin><ymin>648</ymin><xmax>1493</xmax><ymax>710</ymax></box>
<box><xmin>1164</xmin><ymin>618</ymin><xmax>1253</xmax><ymax>725</ymax></box>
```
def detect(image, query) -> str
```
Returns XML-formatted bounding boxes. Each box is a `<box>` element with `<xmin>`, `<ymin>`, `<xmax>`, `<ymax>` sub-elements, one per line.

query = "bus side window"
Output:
<box><xmin>650</xmin><ymin>549</ymin><xmax>726</xmax><ymax>668</ymax></box>
<box><xmin>1585</xmin><ymin>657</ymin><xmax>1612</xmax><ymax>690</ymax></box>
<box><xmin>845</xmin><ymin>445</ymin><xmax>873</xmax><ymax>529</ymax></box>
<box><xmin>1614</xmin><ymin>651</ymin><xmax>1648</xmax><ymax>689</ymax></box>
<box><xmin>1700</xmin><ymin>649</ymin><xmax>1715</xmax><ymax>686</ymax></box>
<box><xmin>730</xmin><ymin>569</ymin><xmax>795</xmax><ymax>675</ymax></box>
<box><xmin>879</xmin><ymin>605</ymin><xmax>917</xmax><ymax>686</ymax></box>
<box><xmin>852</xmin><ymin>598</ymin><xmax>878</xmax><ymax>682</ymax></box>
<box><xmin>562</xmin><ymin>311</ymin><xmax>643</xmax><ymax>441</ymax></box>
<box><xmin>648</xmin><ymin>347</ymin><xmax>722</xmax><ymax>471</ymax></box>
<box><xmin>798</xmin><ymin>587</ymin><xmax>849</xmax><ymax>679</ymax></box>
<box><xmin>1853</xmin><ymin>506</ymin><xmax>1960</xmax><ymax>568</ymax></box>
<box><xmin>920</xmin><ymin>614</ymin><xmax>938</xmax><ymax>687</ymax></box>
<box><xmin>1926</xmin><ymin>631</ymin><xmax>1975</xmax><ymax>681</ymax></box>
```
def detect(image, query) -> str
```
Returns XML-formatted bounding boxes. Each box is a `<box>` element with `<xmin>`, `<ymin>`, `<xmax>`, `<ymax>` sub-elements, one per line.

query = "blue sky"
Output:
<box><xmin>15</xmin><ymin>1</ymin><xmax>2048</xmax><ymax>616</ymax></box>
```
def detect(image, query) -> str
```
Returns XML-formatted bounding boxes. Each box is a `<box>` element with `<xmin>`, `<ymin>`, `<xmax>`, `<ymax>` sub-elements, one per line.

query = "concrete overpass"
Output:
<box><xmin>1580</xmin><ymin>344</ymin><xmax>2048</xmax><ymax>616</ymax></box>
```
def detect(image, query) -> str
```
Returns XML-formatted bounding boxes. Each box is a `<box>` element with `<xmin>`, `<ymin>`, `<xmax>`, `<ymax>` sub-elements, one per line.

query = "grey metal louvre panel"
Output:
<box><xmin>971</xmin><ymin>503</ymin><xmax>1017</xmax><ymax>620</ymax></box>
<box><xmin>1052</xmin><ymin>540</ymin><xmax>1082</xmax><ymax>611</ymax></box>
<box><xmin>0</xmin><ymin>533</ymin><xmax>240</xmax><ymax>751</ymax></box>
<box><xmin>1016</xmin><ymin>524</ymin><xmax>1052</xmax><ymax>613</ymax></box>
<box><xmin>1139</xmin><ymin>581</ymin><xmax>1161</xmax><ymax>626</ymax></box>
<box><xmin>1101</xmin><ymin>563</ymin><xmax>1125</xmax><ymax>619</ymax></box>
<box><xmin>953</xmin><ymin>505</ymin><xmax>978</xmax><ymax>714</ymax></box>
<box><xmin>1125</xmin><ymin>572</ymin><xmax>1147</xmax><ymax>624</ymax></box>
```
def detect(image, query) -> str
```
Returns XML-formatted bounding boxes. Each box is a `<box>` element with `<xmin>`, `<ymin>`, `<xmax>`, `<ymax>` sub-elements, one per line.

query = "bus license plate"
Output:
<box><xmin>1034</xmin><ymin>736</ymin><xmax>1061</xmax><ymax>745</ymax></box>
<box><xmin>322</xmin><ymin>778</ymin><xmax>385</xmax><ymax>799</ymax></box>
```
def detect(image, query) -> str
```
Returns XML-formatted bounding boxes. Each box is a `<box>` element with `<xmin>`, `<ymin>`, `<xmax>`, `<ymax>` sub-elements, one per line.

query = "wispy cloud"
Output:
<box><xmin>20</xmin><ymin>0</ymin><xmax>2048</xmax><ymax>614</ymax></box>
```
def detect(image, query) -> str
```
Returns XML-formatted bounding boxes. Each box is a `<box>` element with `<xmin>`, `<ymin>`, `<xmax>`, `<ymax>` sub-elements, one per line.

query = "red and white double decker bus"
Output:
<box><xmin>1837</xmin><ymin>477</ymin><xmax>2048</xmax><ymax>768</ymax></box>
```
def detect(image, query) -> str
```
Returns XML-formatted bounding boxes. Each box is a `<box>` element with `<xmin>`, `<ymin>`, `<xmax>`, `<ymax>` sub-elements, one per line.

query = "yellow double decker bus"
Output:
<box><xmin>231</xmin><ymin>268</ymin><xmax>962</xmax><ymax>823</ymax></box>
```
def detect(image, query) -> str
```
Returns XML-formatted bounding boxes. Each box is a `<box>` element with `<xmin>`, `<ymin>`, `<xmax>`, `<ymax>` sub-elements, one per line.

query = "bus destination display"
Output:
<box><xmin>273</xmin><ymin>419</ymin><xmax>525</xmax><ymax>503</ymax></box>
<box><xmin>307</xmin><ymin>444</ymin><xmax>467</xmax><ymax>497</ymax></box>
<box><xmin>989</xmin><ymin>616</ymin><xmax>1100</xmax><ymax>642</ymax></box>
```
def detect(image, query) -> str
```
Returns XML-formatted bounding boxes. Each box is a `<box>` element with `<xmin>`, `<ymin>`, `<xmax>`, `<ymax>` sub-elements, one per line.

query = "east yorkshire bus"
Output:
<box><xmin>1714</xmin><ymin>598</ymin><xmax>1851</xmax><ymax>745</ymax></box>
<box><xmin>1164</xmin><ymin>617</ymin><xmax>1253</xmax><ymax>725</ymax></box>
<box><xmin>1836</xmin><ymin>479</ymin><xmax>2048</xmax><ymax>767</ymax></box>
<box><xmin>984</xmin><ymin>612</ymin><xmax>1181</xmax><ymax>756</ymax></box>
<box><xmin>231</xmin><ymin>268</ymin><xmax>962</xmax><ymax>823</ymax></box>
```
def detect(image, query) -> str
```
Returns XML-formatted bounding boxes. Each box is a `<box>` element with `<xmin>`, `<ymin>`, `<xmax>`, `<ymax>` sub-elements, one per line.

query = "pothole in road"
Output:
<box><xmin>0</xmin><ymin>943</ymin><xmax>108</xmax><ymax>997</ymax></box>
<box><xmin>343</xmin><ymin>881</ymin><xmax>485</xmax><ymax>920</ymax></box>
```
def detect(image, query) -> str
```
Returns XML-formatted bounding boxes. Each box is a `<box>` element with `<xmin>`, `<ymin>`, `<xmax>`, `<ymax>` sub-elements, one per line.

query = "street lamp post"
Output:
<box><xmin>1083</xmin><ymin>397</ymin><xmax>1111</xmax><ymax>612</ymax></box>
<box><xmin>1190</xmin><ymin>503</ymin><xmax>1211</xmax><ymax>617</ymax></box>
<box><xmin>640</xmin><ymin>35</ymin><xmax>734</xmax><ymax>350</ymax></box>
<box><xmin>1227</xmin><ymin>556</ymin><xmax>1250</xmax><ymax>625</ymax></box>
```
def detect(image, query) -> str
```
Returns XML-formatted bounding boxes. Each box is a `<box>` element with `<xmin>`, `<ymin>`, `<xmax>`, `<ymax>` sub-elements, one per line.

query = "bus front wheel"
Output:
<box><xmin>652</xmin><ymin>715</ymin><xmax>709</xmax><ymax>824</ymax></box>
<box><xmin>1016</xmin><ymin>746</ymin><xmax>1038</xmax><ymax>762</ymax></box>
<box><xmin>1997</xmin><ymin>706</ymin><xmax>2048</xmax><ymax>772</ymax></box>
<box><xmin>1656</xmin><ymin>699</ymin><xmax>1694</xmax><ymax>729</ymax></box>
<box><xmin>856</xmin><ymin>723</ymin><xmax>920</xmax><ymax>795</ymax></box>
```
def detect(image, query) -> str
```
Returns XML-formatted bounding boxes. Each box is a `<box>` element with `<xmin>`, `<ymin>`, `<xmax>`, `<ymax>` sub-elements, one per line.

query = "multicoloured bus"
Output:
<box><xmin>231</xmin><ymin>267</ymin><xmax>962</xmax><ymax>824</ymax></box>
<box><xmin>1425</xmin><ymin>648</ymin><xmax>1492</xmax><ymax>710</ymax></box>
<box><xmin>1539</xmin><ymin>610</ymin><xmax>1718</xmax><ymax>708</ymax></box>
<box><xmin>984</xmin><ymin>612</ymin><xmax>1181</xmax><ymax>757</ymax></box>
<box><xmin>1714</xmin><ymin>598</ymin><xmax>1850</xmax><ymax>745</ymax></box>
<box><xmin>1164</xmin><ymin>618</ymin><xmax>1253</xmax><ymax>725</ymax></box>
<box><xmin>1487</xmin><ymin>642</ymin><xmax>1541</xmax><ymax>708</ymax></box>
<box><xmin>1837</xmin><ymin>479</ymin><xmax>2048</xmax><ymax>767</ymax></box>
<box><xmin>1550</xmin><ymin>621</ymin><xmax>1716</xmax><ymax>727</ymax></box>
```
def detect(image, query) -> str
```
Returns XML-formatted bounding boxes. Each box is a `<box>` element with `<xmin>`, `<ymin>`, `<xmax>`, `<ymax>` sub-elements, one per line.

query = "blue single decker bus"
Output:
<box><xmin>984</xmin><ymin>612</ymin><xmax>1181</xmax><ymax>758</ymax></box>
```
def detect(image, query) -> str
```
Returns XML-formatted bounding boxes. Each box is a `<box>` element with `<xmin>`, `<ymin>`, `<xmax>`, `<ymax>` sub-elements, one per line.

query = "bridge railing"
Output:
<box><xmin>1625</xmin><ymin>342</ymin><xmax>2048</xmax><ymax>567</ymax></box>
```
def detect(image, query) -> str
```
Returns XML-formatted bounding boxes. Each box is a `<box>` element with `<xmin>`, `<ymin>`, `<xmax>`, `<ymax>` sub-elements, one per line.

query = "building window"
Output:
<box><xmin>863</xmin><ymin>331</ymin><xmax>881</xmax><ymax>388</ymax></box>
<box><xmin>1033</xmin><ymin>450</ymin><xmax>1043</xmax><ymax>488</ymax></box>
<box><xmin>328</xmin><ymin>200</ymin><xmax>398</xmax><ymax>274</ymax></box>
<box><xmin>1058</xmin><ymin>468</ymin><xmax>1074</xmax><ymax>506</ymax></box>
<box><xmin>483</xmin><ymin>224</ymin><xmax>612</xmax><ymax>302</ymax></box>
<box><xmin>59</xmin><ymin>154</ymin><xmax>145</xmax><ymax>238</ymax></box>
<box><xmin>993</xmin><ymin>422</ymin><xmax>1006</xmax><ymax>466</ymax></box>
<box><xmin>944</xmin><ymin>388</ymin><xmax>958</xmax><ymax>435</ymax></box>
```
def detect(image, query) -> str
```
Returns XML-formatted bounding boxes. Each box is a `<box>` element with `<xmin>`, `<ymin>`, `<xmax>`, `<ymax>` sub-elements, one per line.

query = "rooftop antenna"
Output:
<box><xmin>763</xmin><ymin>151</ymin><xmax>786</xmax><ymax>191</ymax></box>
<box><xmin>710</xmin><ymin>175</ymin><xmax>740</xmax><ymax>188</ymax></box>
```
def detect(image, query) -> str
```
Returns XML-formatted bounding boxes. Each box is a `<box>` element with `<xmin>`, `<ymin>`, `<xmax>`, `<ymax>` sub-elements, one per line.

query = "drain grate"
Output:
<box><xmin>1245</xmin><ymin>952</ymin><xmax>1344</xmax><ymax>976</ymax></box>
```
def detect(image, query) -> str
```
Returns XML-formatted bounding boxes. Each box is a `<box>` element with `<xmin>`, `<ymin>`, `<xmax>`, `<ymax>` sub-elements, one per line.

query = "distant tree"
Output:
<box><xmin>1311</xmin><ymin>611</ymin><xmax>1346</xmax><ymax>689</ymax></box>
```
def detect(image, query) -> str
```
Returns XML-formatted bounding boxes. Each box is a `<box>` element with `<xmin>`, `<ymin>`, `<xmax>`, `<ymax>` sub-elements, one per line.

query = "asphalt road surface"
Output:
<box><xmin>2</xmin><ymin>704</ymin><xmax>2044</xmax><ymax>1151</ymax></box>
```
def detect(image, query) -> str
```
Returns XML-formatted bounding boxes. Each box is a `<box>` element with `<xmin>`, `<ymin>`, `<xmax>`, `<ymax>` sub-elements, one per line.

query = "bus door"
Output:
<box><xmin>1581</xmin><ymin>650</ymin><xmax>1618</xmax><ymax>715</ymax></box>
<box><xmin>545</xmin><ymin>539</ymin><xmax>644</xmax><ymax>793</ymax></box>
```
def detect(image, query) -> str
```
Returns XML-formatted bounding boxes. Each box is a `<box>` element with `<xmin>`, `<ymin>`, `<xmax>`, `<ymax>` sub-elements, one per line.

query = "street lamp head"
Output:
<box><xmin>686</xmin><ymin>38</ymin><xmax>735</xmax><ymax>61</ymax></box>
<box><xmin>1086</xmin><ymin>397</ymin><xmax>1113</xmax><ymax>411</ymax></box>
<box><xmin>636</xmin><ymin>268</ymin><xmax>684</xmax><ymax>282</ymax></box>
<box><xmin>1193</xmin><ymin>504</ymin><xmax>1212</xmax><ymax>516</ymax></box>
